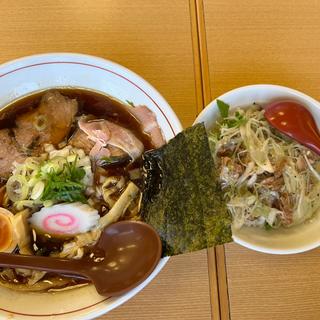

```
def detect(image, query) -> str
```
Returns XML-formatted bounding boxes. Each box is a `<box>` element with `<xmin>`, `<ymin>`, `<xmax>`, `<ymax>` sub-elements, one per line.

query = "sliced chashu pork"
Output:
<box><xmin>14</xmin><ymin>91</ymin><xmax>78</xmax><ymax>153</ymax></box>
<box><xmin>126</xmin><ymin>105</ymin><xmax>165</xmax><ymax>148</ymax></box>
<box><xmin>69</xmin><ymin>103</ymin><xmax>165</xmax><ymax>161</ymax></box>
<box><xmin>68</xmin><ymin>128</ymin><xmax>94</xmax><ymax>155</ymax></box>
<box><xmin>0</xmin><ymin>129</ymin><xmax>27</xmax><ymax>179</ymax></box>
<box><xmin>78</xmin><ymin>117</ymin><xmax>144</xmax><ymax>161</ymax></box>
<box><xmin>69</xmin><ymin>128</ymin><xmax>127</xmax><ymax>159</ymax></box>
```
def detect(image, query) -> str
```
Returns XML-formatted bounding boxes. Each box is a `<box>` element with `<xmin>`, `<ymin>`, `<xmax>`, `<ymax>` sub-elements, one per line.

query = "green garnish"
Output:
<box><xmin>223</xmin><ymin>111</ymin><xmax>247</xmax><ymax>128</ymax></box>
<box><xmin>126</xmin><ymin>100</ymin><xmax>135</xmax><ymax>107</ymax></box>
<box><xmin>41</xmin><ymin>157</ymin><xmax>87</xmax><ymax>203</ymax></box>
<box><xmin>217</xmin><ymin>99</ymin><xmax>230</xmax><ymax>118</ymax></box>
<box><xmin>264</xmin><ymin>222</ymin><xmax>273</xmax><ymax>231</ymax></box>
<box><xmin>98</xmin><ymin>156</ymin><xmax>129</xmax><ymax>168</ymax></box>
<box><xmin>217</xmin><ymin>100</ymin><xmax>247</xmax><ymax>128</ymax></box>
<box><xmin>100</xmin><ymin>156</ymin><xmax>123</xmax><ymax>165</ymax></box>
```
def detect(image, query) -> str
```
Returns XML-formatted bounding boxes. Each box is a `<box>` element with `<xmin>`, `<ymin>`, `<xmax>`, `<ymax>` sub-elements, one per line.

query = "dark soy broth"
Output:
<box><xmin>0</xmin><ymin>88</ymin><xmax>154</xmax><ymax>150</ymax></box>
<box><xmin>0</xmin><ymin>88</ymin><xmax>152</xmax><ymax>290</ymax></box>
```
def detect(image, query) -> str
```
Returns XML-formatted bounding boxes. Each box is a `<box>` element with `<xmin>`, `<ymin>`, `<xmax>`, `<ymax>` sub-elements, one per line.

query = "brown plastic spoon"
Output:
<box><xmin>264</xmin><ymin>101</ymin><xmax>320</xmax><ymax>155</ymax></box>
<box><xmin>0</xmin><ymin>221</ymin><xmax>162</xmax><ymax>296</ymax></box>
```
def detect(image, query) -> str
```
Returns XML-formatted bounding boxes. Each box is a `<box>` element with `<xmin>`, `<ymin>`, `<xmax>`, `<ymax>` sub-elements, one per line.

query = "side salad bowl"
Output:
<box><xmin>194</xmin><ymin>84</ymin><xmax>320</xmax><ymax>255</ymax></box>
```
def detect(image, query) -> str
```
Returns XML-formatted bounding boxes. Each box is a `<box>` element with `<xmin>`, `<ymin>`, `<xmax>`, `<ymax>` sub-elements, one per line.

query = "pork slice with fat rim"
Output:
<box><xmin>78</xmin><ymin>117</ymin><xmax>144</xmax><ymax>161</ymax></box>
<box><xmin>127</xmin><ymin>105</ymin><xmax>165</xmax><ymax>148</ymax></box>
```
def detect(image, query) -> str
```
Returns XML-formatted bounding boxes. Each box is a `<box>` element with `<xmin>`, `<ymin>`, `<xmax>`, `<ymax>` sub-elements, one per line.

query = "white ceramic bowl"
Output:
<box><xmin>194</xmin><ymin>84</ymin><xmax>320</xmax><ymax>255</ymax></box>
<box><xmin>0</xmin><ymin>53</ymin><xmax>182</xmax><ymax>319</ymax></box>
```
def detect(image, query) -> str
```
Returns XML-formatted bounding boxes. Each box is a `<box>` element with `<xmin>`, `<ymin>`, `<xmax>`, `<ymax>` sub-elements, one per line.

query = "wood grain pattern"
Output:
<box><xmin>214</xmin><ymin>246</ymin><xmax>230</xmax><ymax>320</ymax></box>
<box><xmin>190</xmin><ymin>1</ymin><xmax>220</xmax><ymax>319</ymax></box>
<box><xmin>189</xmin><ymin>0</ymin><xmax>204</xmax><ymax>116</ymax></box>
<box><xmin>105</xmin><ymin>250</ymin><xmax>212</xmax><ymax>320</ymax></box>
<box><xmin>203</xmin><ymin>1</ymin><xmax>320</xmax><ymax>319</ymax></box>
<box><xmin>194</xmin><ymin>0</ymin><xmax>211</xmax><ymax>105</ymax></box>
<box><xmin>0</xmin><ymin>1</ymin><xmax>214</xmax><ymax>319</ymax></box>
<box><xmin>192</xmin><ymin>2</ymin><xmax>228</xmax><ymax>319</ymax></box>
<box><xmin>225</xmin><ymin>243</ymin><xmax>320</xmax><ymax>320</ymax></box>
<box><xmin>204</xmin><ymin>0</ymin><xmax>320</xmax><ymax>101</ymax></box>
<box><xmin>205</xmin><ymin>248</ymin><xmax>221</xmax><ymax>320</ymax></box>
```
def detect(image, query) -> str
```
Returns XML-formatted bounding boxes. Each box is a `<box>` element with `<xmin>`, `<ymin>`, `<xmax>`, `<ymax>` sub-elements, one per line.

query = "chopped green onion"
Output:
<box><xmin>6</xmin><ymin>175</ymin><xmax>29</xmax><ymax>202</ymax></box>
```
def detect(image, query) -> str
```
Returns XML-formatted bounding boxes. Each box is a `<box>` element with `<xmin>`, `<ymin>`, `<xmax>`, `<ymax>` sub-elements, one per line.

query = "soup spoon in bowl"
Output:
<box><xmin>0</xmin><ymin>221</ymin><xmax>162</xmax><ymax>296</ymax></box>
<box><xmin>264</xmin><ymin>101</ymin><xmax>320</xmax><ymax>156</ymax></box>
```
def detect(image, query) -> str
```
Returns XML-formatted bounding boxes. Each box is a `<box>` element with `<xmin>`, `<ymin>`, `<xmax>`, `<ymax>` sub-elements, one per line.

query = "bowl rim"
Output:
<box><xmin>0</xmin><ymin>52</ymin><xmax>182</xmax><ymax>319</ymax></box>
<box><xmin>195</xmin><ymin>83</ymin><xmax>320</xmax><ymax>123</ymax></box>
<box><xmin>194</xmin><ymin>84</ymin><xmax>320</xmax><ymax>255</ymax></box>
<box><xmin>0</xmin><ymin>52</ymin><xmax>182</xmax><ymax>137</ymax></box>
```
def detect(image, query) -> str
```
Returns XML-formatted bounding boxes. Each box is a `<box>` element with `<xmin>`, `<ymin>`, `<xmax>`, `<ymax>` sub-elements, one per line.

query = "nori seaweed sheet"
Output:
<box><xmin>141</xmin><ymin>123</ymin><xmax>232</xmax><ymax>256</ymax></box>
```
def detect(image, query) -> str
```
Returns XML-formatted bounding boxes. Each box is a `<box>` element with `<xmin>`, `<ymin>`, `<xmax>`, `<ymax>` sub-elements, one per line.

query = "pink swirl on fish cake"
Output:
<box><xmin>43</xmin><ymin>213</ymin><xmax>79</xmax><ymax>234</ymax></box>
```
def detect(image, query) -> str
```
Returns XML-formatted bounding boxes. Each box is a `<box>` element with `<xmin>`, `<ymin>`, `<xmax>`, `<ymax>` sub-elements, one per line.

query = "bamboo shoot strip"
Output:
<box><xmin>98</xmin><ymin>182</ymin><xmax>140</xmax><ymax>229</ymax></box>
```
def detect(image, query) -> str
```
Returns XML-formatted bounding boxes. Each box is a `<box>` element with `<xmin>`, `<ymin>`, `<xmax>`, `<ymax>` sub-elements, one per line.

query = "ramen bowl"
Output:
<box><xmin>194</xmin><ymin>84</ymin><xmax>320</xmax><ymax>255</ymax></box>
<box><xmin>0</xmin><ymin>53</ymin><xmax>182</xmax><ymax>319</ymax></box>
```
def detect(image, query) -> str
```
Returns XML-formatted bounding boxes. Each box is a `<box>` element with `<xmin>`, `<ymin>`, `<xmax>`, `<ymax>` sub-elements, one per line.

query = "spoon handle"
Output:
<box><xmin>0</xmin><ymin>253</ymin><xmax>88</xmax><ymax>278</ymax></box>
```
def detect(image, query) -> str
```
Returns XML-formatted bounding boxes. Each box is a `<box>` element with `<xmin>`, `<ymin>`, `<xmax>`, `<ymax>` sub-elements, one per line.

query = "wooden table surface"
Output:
<box><xmin>1</xmin><ymin>1</ymin><xmax>320</xmax><ymax>319</ymax></box>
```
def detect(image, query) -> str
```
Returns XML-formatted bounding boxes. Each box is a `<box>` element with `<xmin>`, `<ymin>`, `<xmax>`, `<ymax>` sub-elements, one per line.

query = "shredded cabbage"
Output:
<box><xmin>212</xmin><ymin>104</ymin><xmax>320</xmax><ymax>230</ymax></box>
